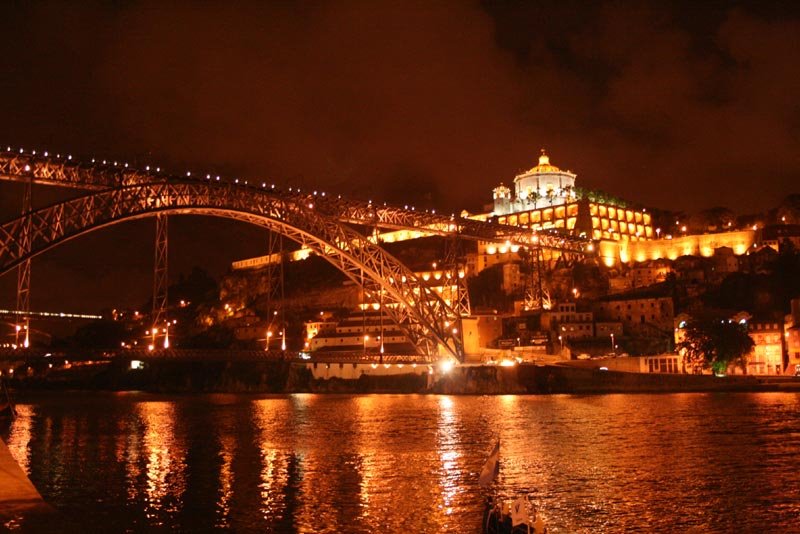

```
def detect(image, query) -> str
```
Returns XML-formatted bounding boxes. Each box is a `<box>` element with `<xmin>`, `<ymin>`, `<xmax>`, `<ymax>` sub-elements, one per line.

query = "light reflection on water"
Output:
<box><xmin>5</xmin><ymin>404</ymin><xmax>33</xmax><ymax>473</ymax></box>
<box><xmin>138</xmin><ymin>401</ymin><xmax>186</xmax><ymax>523</ymax></box>
<box><xmin>1</xmin><ymin>392</ymin><xmax>799</xmax><ymax>532</ymax></box>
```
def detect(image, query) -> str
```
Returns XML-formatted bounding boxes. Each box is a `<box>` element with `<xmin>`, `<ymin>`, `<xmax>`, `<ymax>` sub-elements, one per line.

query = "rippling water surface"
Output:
<box><xmin>2</xmin><ymin>392</ymin><xmax>799</xmax><ymax>532</ymax></box>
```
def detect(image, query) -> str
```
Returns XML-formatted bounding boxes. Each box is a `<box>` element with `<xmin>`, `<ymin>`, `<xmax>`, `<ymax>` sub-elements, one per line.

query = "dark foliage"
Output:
<box><xmin>70</xmin><ymin>320</ymin><xmax>130</xmax><ymax>350</ymax></box>
<box><xmin>677</xmin><ymin>319</ymin><xmax>755</xmax><ymax>375</ymax></box>
<box><xmin>181</xmin><ymin>325</ymin><xmax>235</xmax><ymax>349</ymax></box>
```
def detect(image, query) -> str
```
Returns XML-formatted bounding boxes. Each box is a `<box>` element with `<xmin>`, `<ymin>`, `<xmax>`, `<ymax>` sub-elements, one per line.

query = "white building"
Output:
<box><xmin>493</xmin><ymin>150</ymin><xmax>578</xmax><ymax>215</ymax></box>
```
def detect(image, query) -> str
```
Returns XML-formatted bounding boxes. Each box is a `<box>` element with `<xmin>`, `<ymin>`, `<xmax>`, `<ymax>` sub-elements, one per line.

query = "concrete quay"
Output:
<box><xmin>0</xmin><ymin>437</ymin><xmax>52</xmax><ymax>519</ymax></box>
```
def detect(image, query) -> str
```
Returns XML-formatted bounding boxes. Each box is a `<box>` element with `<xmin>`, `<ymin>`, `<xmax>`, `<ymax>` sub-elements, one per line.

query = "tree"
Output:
<box><xmin>467</xmin><ymin>265</ymin><xmax>511</xmax><ymax>310</ymax></box>
<box><xmin>70</xmin><ymin>320</ymin><xmax>129</xmax><ymax>350</ymax></box>
<box><xmin>687</xmin><ymin>207</ymin><xmax>736</xmax><ymax>232</ymax></box>
<box><xmin>677</xmin><ymin>319</ymin><xmax>755</xmax><ymax>375</ymax></box>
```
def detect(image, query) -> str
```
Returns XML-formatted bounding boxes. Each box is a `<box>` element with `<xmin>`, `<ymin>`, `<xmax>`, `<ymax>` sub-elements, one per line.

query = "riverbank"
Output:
<box><xmin>5</xmin><ymin>358</ymin><xmax>800</xmax><ymax>394</ymax></box>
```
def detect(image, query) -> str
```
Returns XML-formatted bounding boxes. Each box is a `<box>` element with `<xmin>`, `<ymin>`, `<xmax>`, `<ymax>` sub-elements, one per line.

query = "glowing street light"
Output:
<box><xmin>610</xmin><ymin>333</ymin><xmax>615</xmax><ymax>355</ymax></box>
<box><xmin>265</xmin><ymin>330</ymin><xmax>273</xmax><ymax>351</ymax></box>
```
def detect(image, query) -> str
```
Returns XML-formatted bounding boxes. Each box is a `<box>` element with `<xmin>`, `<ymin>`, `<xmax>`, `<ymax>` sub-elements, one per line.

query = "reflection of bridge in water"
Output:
<box><xmin>0</xmin><ymin>147</ymin><xmax>590</xmax><ymax>361</ymax></box>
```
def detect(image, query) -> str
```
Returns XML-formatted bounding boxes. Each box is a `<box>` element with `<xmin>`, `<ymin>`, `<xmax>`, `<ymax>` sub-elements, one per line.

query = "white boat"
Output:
<box><xmin>480</xmin><ymin>440</ymin><xmax>547</xmax><ymax>534</ymax></box>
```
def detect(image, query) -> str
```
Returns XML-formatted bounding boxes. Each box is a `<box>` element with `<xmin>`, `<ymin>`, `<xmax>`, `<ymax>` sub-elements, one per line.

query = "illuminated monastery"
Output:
<box><xmin>490</xmin><ymin>149</ymin><xmax>652</xmax><ymax>238</ymax></box>
<box><xmin>473</xmin><ymin>150</ymin><xmax>653</xmax><ymax>269</ymax></box>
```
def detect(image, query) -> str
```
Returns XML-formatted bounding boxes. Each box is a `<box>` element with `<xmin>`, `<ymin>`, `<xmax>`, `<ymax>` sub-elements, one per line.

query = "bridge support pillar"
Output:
<box><xmin>151</xmin><ymin>213</ymin><xmax>168</xmax><ymax>349</ymax></box>
<box><xmin>523</xmin><ymin>247</ymin><xmax>551</xmax><ymax>311</ymax></box>
<box><xmin>264</xmin><ymin>231</ymin><xmax>285</xmax><ymax>351</ymax></box>
<box><xmin>15</xmin><ymin>176</ymin><xmax>32</xmax><ymax>348</ymax></box>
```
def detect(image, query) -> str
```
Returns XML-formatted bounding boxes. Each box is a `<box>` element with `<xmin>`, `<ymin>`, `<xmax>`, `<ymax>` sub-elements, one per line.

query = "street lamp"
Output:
<box><xmin>266</xmin><ymin>330</ymin><xmax>273</xmax><ymax>351</ymax></box>
<box><xmin>610</xmin><ymin>333</ymin><xmax>615</xmax><ymax>355</ymax></box>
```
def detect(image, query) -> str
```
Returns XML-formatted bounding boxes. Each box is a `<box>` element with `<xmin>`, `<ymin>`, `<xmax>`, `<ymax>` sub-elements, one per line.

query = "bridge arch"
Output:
<box><xmin>0</xmin><ymin>181</ymin><xmax>463</xmax><ymax>359</ymax></box>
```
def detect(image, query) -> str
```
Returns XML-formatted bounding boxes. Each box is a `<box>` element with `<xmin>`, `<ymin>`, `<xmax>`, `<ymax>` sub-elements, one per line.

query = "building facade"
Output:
<box><xmin>746</xmin><ymin>321</ymin><xmax>785</xmax><ymax>376</ymax></box>
<box><xmin>594</xmin><ymin>295</ymin><xmax>674</xmax><ymax>335</ymax></box>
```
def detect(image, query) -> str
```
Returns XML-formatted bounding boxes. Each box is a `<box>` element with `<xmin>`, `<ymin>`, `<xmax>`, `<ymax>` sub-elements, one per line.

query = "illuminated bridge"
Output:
<box><xmin>0</xmin><ymin>147</ymin><xmax>591</xmax><ymax>361</ymax></box>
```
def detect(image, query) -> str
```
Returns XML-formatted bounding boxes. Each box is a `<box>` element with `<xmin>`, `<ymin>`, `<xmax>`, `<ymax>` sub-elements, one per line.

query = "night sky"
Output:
<box><xmin>1</xmin><ymin>1</ymin><xmax>799</xmax><ymax>315</ymax></box>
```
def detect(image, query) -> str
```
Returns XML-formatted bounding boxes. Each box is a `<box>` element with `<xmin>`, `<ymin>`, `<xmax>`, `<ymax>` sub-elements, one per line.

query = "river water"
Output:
<box><xmin>2</xmin><ymin>392</ymin><xmax>799</xmax><ymax>533</ymax></box>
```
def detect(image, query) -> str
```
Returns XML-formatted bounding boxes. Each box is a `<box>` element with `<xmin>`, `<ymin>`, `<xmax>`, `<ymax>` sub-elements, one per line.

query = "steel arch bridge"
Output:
<box><xmin>0</xmin><ymin>148</ymin><xmax>591</xmax><ymax>361</ymax></box>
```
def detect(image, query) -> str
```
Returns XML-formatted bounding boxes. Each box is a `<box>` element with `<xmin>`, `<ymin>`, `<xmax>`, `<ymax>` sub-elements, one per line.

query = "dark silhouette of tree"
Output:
<box><xmin>687</xmin><ymin>207</ymin><xmax>736</xmax><ymax>232</ymax></box>
<box><xmin>182</xmin><ymin>325</ymin><xmax>234</xmax><ymax>349</ymax></box>
<box><xmin>572</xmin><ymin>261</ymin><xmax>609</xmax><ymax>297</ymax></box>
<box><xmin>70</xmin><ymin>320</ymin><xmax>129</xmax><ymax>350</ymax></box>
<box><xmin>467</xmin><ymin>265</ymin><xmax>509</xmax><ymax>310</ymax></box>
<box><xmin>677</xmin><ymin>319</ymin><xmax>754</xmax><ymax>375</ymax></box>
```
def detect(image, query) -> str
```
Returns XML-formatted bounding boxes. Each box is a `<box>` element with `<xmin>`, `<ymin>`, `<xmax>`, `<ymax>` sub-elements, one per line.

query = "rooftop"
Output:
<box><xmin>516</xmin><ymin>149</ymin><xmax>576</xmax><ymax>179</ymax></box>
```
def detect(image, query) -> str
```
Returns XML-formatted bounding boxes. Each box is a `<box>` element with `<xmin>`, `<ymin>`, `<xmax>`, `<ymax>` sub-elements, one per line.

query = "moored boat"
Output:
<box><xmin>480</xmin><ymin>440</ymin><xmax>547</xmax><ymax>534</ymax></box>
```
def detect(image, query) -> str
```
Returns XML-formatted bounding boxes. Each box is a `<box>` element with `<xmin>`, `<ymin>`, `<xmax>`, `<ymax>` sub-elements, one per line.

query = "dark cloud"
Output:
<box><xmin>0</xmin><ymin>0</ymin><xmax>799</xmax><ymax>313</ymax></box>
<box><xmin>92</xmin><ymin>1</ymin><xmax>527</xmax><ymax>210</ymax></box>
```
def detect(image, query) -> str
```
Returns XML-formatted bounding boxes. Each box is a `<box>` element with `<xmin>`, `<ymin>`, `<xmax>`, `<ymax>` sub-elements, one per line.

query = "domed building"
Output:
<box><xmin>475</xmin><ymin>149</ymin><xmax>656</xmax><ymax>269</ymax></box>
<box><xmin>493</xmin><ymin>150</ymin><xmax>577</xmax><ymax>215</ymax></box>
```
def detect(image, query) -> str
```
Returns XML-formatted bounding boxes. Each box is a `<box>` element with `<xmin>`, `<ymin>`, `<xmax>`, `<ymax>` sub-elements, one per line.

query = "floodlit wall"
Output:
<box><xmin>462</xmin><ymin>315</ymin><xmax>504</xmax><ymax>355</ymax></box>
<box><xmin>618</xmin><ymin>230</ymin><xmax>755</xmax><ymax>265</ymax></box>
